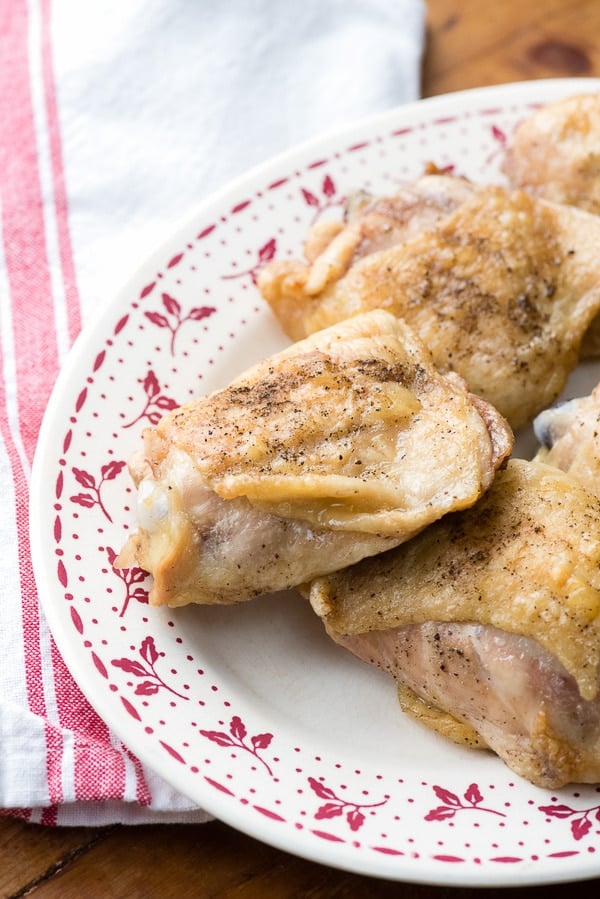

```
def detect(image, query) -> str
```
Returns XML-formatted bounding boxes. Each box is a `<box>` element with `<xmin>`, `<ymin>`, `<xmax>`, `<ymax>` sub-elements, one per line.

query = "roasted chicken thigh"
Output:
<box><xmin>259</xmin><ymin>182</ymin><xmax>600</xmax><ymax>429</ymax></box>
<box><xmin>118</xmin><ymin>310</ymin><xmax>512</xmax><ymax>606</ymax></box>
<box><xmin>534</xmin><ymin>382</ymin><xmax>600</xmax><ymax>495</ymax></box>
<box><xmin>503</xmin><ymin>91</ymin><xmax>600</xmax><ymax>357</ymax></box>
<box><xmin>504</xmin><ymin>92</ymin><xmax>600</xmax><ymax>214</ymax></box>
<box><xmin>297</xmin><ymin>172</ymin><xmax>476</xmax><ymax>309</ymax></box>
<box><xmin>309</xmin><ymin>460</ymin><xmax>600</xmax><ymax>788</ymax></box>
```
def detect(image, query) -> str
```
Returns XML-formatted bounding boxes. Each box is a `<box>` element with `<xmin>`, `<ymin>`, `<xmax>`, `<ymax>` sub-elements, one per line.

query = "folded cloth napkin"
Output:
<box><xmin>0</xmin><ymin>0</ymin><xmax>425</xmax><ymax>825</ymax></box>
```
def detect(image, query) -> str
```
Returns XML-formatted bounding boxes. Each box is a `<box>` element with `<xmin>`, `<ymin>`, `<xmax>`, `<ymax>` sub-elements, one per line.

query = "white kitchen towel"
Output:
<box><xmin>0</xmin><ymin>0</ymin><xmax>425</xmax><ymax>825</ymax></box>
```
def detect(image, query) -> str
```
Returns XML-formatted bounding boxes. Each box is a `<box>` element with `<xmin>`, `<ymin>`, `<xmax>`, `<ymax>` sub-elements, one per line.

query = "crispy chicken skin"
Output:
<box><xmin>503</xmin><ymin>92</ymin><xmax>600</xmax><ymax>357</ymax></box>
<box><xmin>259</xmin><ymin>183</ymin><xmax>600</xmax><ymax>430</ymax></box>
<box><xmin>299</xmin><ymin>173</ymin><xmax>476</xmax><ymax>303</ymax></box>
<box><xmin>118</xmin><ymin>310</ymin><xmax>512</xmax><ymax>607</ymax></box>
<box><xmin>503</xmin><ymin>93</ymin><xmax>600</xmax><ymax>214</ymax></box>
<box><xmin>309</xmin><ymin>460</ymin><xmax>600</xmax><ymax>788</ymax></box>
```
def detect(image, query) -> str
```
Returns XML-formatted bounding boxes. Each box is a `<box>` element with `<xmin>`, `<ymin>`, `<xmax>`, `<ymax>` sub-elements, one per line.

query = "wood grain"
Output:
<box><xmin>0</xmin><ymin>818</ymin><xmax>109</xmax><ymax>897</ymax></box>
<box><xmin>423</xmin><ymin>0</ymin><xmax>600</xmax><ymax>96</ymax></box>
<box><xmin>5</xmin><ymin>1</ymin><xmax>600</xmax><ymax>896</ymax></box>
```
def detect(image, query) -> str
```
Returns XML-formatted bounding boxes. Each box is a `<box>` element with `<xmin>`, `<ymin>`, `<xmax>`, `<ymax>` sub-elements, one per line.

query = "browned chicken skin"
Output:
<box><xmin>259</xmin><ymin>180</ymin><xmax>600</xmax><ymax>429</ymax></box>
<box><xmin>300</xmin><ymin>173</ymin><xmax>476</xmax><ymax>299</ymax></box>
<box><xmin>504</xmin><ymin>92</ymin><xmax>600</xmax><ymax>214</ymax></box>
<box><xmin>309</xmin><ymin>460</ymin><xmax>600</xmax><ymax>788</ymax></box>
<box><xmin>119</xmin><ymin>310</ymin><xmax>512</xmax><ymax>607</ymax></box>
<box><xmin>503</xmin><ymin>92</ymin><xmax>600</xmax><ymax>357</ymax></box>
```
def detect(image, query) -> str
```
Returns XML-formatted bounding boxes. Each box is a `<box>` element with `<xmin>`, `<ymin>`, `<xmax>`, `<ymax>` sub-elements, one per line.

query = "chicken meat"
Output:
<box><xmin>503</xmin><ymin>92</ymin><xmax>600</xmax><ymax>215</ymax></box>
<box><xmin>534</xmin><ymin>381</ymin><xmax>600</xmax><ymax>495</ymax></box>
<box><xmin>309</xmin><ymin>459</ymin><xmax>600</xmax><ymax>788</ymax></box>
<box><xmin>118</xmin><ymin>309</ymin><xmax>512</xmax><ymax>607</ymax></box>
<box><xmin>297</xmin><ymin>172</ymin><xmax>476</xmax><ymax>309</ymax></box>
<box><xmin>259</xmin><ymin>181</ymin><xmax>600</xmax><ymax>429</ymax></box>
<box><xmin>503</xmin><ymin>91</ymin><xmax>600</xmax><ymax>357</ymax></box>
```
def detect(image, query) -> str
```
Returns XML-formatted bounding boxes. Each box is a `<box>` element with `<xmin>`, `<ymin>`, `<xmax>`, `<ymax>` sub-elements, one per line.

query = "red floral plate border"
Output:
<box><xmin>31</xmin><ymin>79</ymin><xmax>600</xmax><ymax>887</ymax></box>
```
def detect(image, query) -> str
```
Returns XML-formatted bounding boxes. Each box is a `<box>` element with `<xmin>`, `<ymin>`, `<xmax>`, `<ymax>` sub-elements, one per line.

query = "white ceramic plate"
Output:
<box><xmin>31</xmin><ymin>79</ymin><xmax>600</xmax><ymax>887</ymax></box>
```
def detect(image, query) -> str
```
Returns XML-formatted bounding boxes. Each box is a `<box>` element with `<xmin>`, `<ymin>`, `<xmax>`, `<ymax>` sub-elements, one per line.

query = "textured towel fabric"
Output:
<box><xmin>0</xmin><ymin>0</ymin><xmax>425</xmax><ymax>825</ymax></box>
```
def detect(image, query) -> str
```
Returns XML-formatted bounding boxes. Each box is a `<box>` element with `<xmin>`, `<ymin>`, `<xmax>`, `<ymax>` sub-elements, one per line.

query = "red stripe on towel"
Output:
<box><xmin>38</xmin><ymin>0</ymin><xmax>133</xmax><ymax>805</ymax></box>
<box><xmin>40</xmin><ymin>0</ymin><xmax>82</xmax><ymax>344</ymax></box>
<box><xmin>0</xmin><ymin>2</ymin><xmax>58</xmax><ymax>796</ymax></box>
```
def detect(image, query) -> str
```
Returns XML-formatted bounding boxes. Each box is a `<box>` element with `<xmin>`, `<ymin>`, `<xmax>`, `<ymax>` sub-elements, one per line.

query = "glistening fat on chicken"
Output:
<box><xmin>259</xmin><ymin>178</ymin><xmax>600</xmax><ymax>429</ymax></box>
<box><xmin>309</xmin><ymin>459</ymin><xmax>600</xmax><ymax>789</ymax></box>
<box><xmin>117</xmin><ymin>309</ymin><xmax>512</xmax><ymax>607</ymax></box>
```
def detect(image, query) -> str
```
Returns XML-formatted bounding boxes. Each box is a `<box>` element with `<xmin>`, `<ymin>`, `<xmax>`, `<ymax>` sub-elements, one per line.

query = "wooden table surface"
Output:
<box><xmin>4</xmin><ymin>1</ymin><xmax>600</xmax><ymax>896</ymax></box>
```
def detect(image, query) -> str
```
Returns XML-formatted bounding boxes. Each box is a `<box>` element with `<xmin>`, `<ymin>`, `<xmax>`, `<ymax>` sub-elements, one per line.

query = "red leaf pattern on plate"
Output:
<box><xmin>251</xmin><ymin>732</ymin><xmax>273</xmax><ymax>751</ymax></box>
<box><xmin>111</xmin><ymin>635</ymin><xmax>188</xmax><ymax>700</ymax></box>
<box><xmin>347</xmin><ymin>808</ymin><xmax>366</xmax><ymax>832</ymax></box>
<box><xmin>221</xmin><ymin>237</ymin><xmax>277</xmax><ymax>286</ymax></box>
<box><xmin>322</xmin><ymin>174</ymin><xmax>335</xmax><ymax>197</ymax></box>
<box><xmin>200</xmin><ymin>715</ymin><xmax>274</xmax><ymax>776</ymax></box>
<box><xmin>70</xmin><ymin>460</ymin><xmax>126</xmax><ymax>522</ymax></box>
<box><xmin>106</xmin><ymin>546</ymin><xmax>149</xmax><ymax>617</ymax></box>
<box><xmin>135</xmin><ymin>681</ymin><xmax>161</xmax><ymax>696</ymax></box>
<box><xmin>315</xmin><ymin>802</ymin><xmax>344</xmax><ymax>820</ymax></box>
<box><xmin>162</xmin><ymin>292</ymin><xmax>181</xmax><ymax>317</ymax></box>
<box><xmin>307</xmin><ymin>776</ymin><xmax>387</xmax><ymax>833</ymax></box>
<box><xmin>145</xmin><ymin>311</ymin><xmax>170</xmax><ymax>329</ymax></box>
<box><xmin>301</xmin><ymin>187</ymin><xmax>319</xmax><ymax>207</ymax></box>
<box><xmin>425</xmin><ymin>783</ymin><xmax>506</xmax><ymax>822</ymax></box>
<box><xmin>122</xmin><ymin>368</ymin><xmax>179</xmax><ymax>430</ymax></box>
<box><xmin>301</xmin><ymin>173</ymin><xmax>345</xmax><ymax>224</ymax></box>
<box><xmin>484</xmin><ymin>123</ymin><xmax>509</xmax><ymax>165</ymax></box>
<box><xmin>140</xmin><ymin>634</ymin><xmax>159</xmax><ymax>667</ymax></box>
<box><xmin>464</xmin><ymin>782</ymin><xmax>484</xmax><ymax>806</ymax></box>
<box><xmin>257</xmin><ymin>238</ymin><xmax>277</xmax><ymax>264</ymax></box>
<box><xmin>539</xmin><ymin>800</ymin><xmax>600</xmax><ymax>841</ymax></box>
<box><xmin>143</xmin><ymin>369</ymin><xmax>161</xmax><ymax>397</ymax></box>
<box><xmin>144</xmin><ymin>291</ymin><xmax>216</xmax><ymax>354</ymax></box>
<box><xmin>73</xmin><ymin>468</ymin><xmax>95</xmax><ymax>490</ymax></box>
<box><xmin>188</xmin><ymin>305</ymin><xmax>217</xmax><ymax>321</ymax></box>
<box><xmin>113</xmin><ymin>658</ymin><xmax>148</xmax><ymax>678</ymax></box>
<box><xmin>539</xmin><ymin>803</ymin><xmax>576</xmax><ymax>819</ymax></box>
<box><xmin>230</xmin><ymin>716</ymin><xmax>246</xmax><ymax>740</ymax></box>
<box><xmin>221</xmin><ymin>177</ymin><xmax>342</xmax><ymax>282</ymax></box>
<box><xmin>310</xmin><ymin>780</ymin><xmax>338</xmax><ymax>802</ymax></box>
